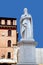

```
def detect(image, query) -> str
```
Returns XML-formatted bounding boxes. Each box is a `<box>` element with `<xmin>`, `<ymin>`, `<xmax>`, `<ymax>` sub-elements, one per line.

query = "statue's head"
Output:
<box><xmin>24</xmin><ymin>8</ymin><xmax>28</xmax><ymax>15</ymax></box>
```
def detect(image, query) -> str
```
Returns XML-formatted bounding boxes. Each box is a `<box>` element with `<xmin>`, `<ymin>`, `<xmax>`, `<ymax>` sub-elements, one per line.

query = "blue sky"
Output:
<box><xmin>0</xmin><ymin>0</ymin><xmax>43</xmax><ymax>48</ymax></box>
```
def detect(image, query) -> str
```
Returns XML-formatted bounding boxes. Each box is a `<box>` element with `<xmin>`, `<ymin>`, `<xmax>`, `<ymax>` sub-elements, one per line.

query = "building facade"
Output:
<box><xmin>36</xmin><ymin>48</ymin><xmax>43</xmax><ymax>64</ymax></box>
<box><xmin>0</xmin><ymin>17</ymin><xmax>18</xmax><ymax>65</ymax></box>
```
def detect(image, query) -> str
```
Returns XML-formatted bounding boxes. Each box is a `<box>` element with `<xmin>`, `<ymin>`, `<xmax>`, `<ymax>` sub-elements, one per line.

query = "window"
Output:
<box><xmin>8</xmin><ymin>40</ymin><xmax>11</xmax><ymax>47</ymax></box>
<box><xmin>7</xmin><ymin>52</ymin><xmax>11</xmax><ymax>59</ymax></box>
<box><xmin>1</xmin><ymin>20</ymin><xmax>5</xmax><ymax>25</ymax></box>
<box><xmin>7</xmin><ymin>20</ymin><xmax>11</xmax><ymax>25</ymax></box>
<box><xmin>8</xmin><ymin>30</ymin><xmax>11</xmax><ymax>36</ymax></box>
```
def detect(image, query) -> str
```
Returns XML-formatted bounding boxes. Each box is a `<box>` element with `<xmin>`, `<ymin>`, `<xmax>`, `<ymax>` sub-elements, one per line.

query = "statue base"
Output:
<box><xmin>17</xmin><ymin>39</ymin><xmax>37</xmax><ymax>64</ymax></box>
<box><xmin>20</xmin><ymin>38</ymin><xmax>35</xmax><ymax>42</ymax></box>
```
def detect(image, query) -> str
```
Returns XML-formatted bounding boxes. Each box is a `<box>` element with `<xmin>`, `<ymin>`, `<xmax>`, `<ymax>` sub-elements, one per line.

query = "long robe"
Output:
<box><xmin>21</xmin><ymin>19</ymin><xmax>32</xmax><ymax>40</ymax></box>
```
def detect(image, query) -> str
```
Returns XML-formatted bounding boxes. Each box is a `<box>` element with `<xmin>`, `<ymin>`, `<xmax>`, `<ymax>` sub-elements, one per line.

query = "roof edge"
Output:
<box><xmin>0</xmin><ymin>17</ymin><xmax>17</xmax><ymax>20</ymax></box>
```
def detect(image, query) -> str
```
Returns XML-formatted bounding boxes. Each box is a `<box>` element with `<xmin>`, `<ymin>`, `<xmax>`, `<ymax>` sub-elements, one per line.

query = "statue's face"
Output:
<box><xmin>24</xmin><ymin>8</ymin><xmax>28</xmax><ymax>14</ymax></box>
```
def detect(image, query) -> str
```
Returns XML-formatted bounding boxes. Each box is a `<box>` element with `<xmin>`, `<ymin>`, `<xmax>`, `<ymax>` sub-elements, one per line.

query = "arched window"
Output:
<box><xmin>8</xmin><ymin>30</ymin><xmax>11</xmax><ymax>36</ymax></box>
<box><xmin>7</xmin><ymin>52</ymin><xmax>11</xmax><ymax>59</ymax></box>
<box><xmin>8</xmin><ymin>40</ymin><xmax>11</xmax><ymax>47</ymax></box>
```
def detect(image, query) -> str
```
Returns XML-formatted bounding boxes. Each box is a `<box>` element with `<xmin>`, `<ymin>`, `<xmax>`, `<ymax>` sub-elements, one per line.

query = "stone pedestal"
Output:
<box><xmin>17</xmin><ymin>40</ymin><xmax>37</xmax><ymax>64</ymax></box>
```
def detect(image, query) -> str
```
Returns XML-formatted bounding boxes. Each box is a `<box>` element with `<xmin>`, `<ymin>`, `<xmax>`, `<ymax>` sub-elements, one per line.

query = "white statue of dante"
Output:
<box><xmin>20</xmin><ymin>8</ymin><xmax>34</xmax><ymax>41</ymax></box>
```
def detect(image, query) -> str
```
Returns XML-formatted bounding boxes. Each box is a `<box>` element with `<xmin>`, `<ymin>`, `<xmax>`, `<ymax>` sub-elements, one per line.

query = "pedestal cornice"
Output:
<box><xmin>17</xmin><ymin>40</ymin><xmax>37</xmax><ymax>46</ymax></box>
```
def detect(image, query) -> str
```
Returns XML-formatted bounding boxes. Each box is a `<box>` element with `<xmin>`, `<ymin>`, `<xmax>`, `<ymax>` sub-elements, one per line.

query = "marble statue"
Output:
<box><xmin>18</xmin><ymin>8</ymin><xmax>37</xmax><ymax>65</ymax></box>
<box><xmin>18</xmin><ymin>8</ymin><xmax>36</xmax><ymax>64</ymax></box>
<box><xmin>20</xmin><ymin>8</ymin><xmax>34</xmax><ymax>41</ymax></box>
